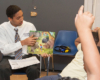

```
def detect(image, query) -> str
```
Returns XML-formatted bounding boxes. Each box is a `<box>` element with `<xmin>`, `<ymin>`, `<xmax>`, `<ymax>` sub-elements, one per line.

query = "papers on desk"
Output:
<box><xmin>8</xmin><ymin>56</ymin><xmax>40</xmax><ymax>70</ymax></box>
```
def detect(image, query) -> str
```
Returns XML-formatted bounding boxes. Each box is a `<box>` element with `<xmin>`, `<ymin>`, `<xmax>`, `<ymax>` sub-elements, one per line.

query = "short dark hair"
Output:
<box><xmin>6</xmin><ymin>5</ymin><xmax>21</xmax><ymax>18</ymax></box>
<box><xmin>58</xmin><ymin>77</ymin><xmax>79</xmax><ymax>80</ymax></box>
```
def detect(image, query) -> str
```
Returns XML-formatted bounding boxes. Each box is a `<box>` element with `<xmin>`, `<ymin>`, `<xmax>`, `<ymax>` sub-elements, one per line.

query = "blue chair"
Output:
<box><xmin>53</xmin><ymin>30</ymin><xmax>78</xmax><ymax>56</ymax></box>
<box><xmin>46</xmin><ymin>30</ymin><xmax>78</xmax><ymax>75</ymax></box>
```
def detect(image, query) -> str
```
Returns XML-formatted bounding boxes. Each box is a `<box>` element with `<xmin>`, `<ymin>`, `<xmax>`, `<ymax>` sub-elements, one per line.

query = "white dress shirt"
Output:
<box><xmin>0</xmin><ymin>20</ymin><xmax>36</xmax><ymax>56</ymax></box>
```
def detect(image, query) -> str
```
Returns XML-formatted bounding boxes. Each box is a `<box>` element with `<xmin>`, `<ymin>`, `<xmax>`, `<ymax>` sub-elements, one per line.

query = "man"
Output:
<box><xmin>0</xmin><ymin>5</ymin><xmax>40</xmax><ymax>80</ymax></box>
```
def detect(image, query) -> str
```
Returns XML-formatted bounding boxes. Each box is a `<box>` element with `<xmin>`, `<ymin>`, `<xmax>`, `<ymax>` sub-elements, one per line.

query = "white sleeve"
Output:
<box><xmin>31</xmin><ymin>23</ymin><xmax>36</xmax><ymax>31</ymax></box>
<box><xmin>0</xmin><ymin>27</ymin><xmax>22</xmax><ymax>55</ymax></box>
<box><xmin>77</xmin><ymin>43</ymin><xmax>82</xmax><ymax>51</ymax></box>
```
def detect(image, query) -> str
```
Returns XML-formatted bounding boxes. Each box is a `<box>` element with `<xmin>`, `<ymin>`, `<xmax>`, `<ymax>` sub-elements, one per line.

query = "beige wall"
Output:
<box><xmin>84</xmin><ymin>0</ymin><xmax>93</xmax><ymax>13</ymax></box>
<box><xmin>92</xmin><ymin>0</ymin><xmax>100</xmax><ymax>29</ymax></box>
<box><xmin>84</xmin><ymin>0</ymin><xmax>100</xmax><ymax>30</ymax></box>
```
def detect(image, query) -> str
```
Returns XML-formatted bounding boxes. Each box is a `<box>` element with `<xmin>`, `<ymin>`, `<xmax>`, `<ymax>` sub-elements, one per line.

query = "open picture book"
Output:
<box><xmin>27</xmin><ymin>31</ymin><xmax>55</xmax><ymax>55</ymax></box>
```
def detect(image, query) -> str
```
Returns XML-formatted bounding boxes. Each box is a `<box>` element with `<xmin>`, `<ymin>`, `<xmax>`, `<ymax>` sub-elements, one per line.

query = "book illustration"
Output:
<box><xmin>27</xmin><ymin>31</ymin><xmax>55</xmax><ymax>54</ymax></box>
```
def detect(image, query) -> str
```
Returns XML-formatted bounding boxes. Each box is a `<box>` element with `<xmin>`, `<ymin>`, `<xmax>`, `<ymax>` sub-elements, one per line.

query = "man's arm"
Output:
<box><xmin>0</xmin><ymin>27</ymin><xmax>22</xmax><ymax>55</ymax></box>
<box><xmin>21</xmin><ymin>35</ymin><xmax>38</xmax><ymax>46</ymax></box>
<box><xmin>0</xmin><ymin>24</ymin><xmax>38</xmax><ymax>55</ymax></box>
<box><xmin>75</xmin><ymin>5</ymin><xmax>100</xmax><ymax>80</ymax></box>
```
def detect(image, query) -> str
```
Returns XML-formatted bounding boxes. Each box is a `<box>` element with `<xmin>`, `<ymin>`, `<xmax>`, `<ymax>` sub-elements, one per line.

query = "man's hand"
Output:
<box><xmin>21</xmin><ymin>35</ymin><xmax>38</xmax><ymax>46</ymax></box>
<box><xmin>75</xmin><ymin>5</ymin><xmax>95</xmax><ymax>30</ymax></box>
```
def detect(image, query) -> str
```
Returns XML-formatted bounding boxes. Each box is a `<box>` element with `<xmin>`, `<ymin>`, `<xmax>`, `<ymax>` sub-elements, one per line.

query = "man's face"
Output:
<box><xmin>9</xmin><ymin>10</ymin><xmax>24</xmax><ymax>27</ymax></box>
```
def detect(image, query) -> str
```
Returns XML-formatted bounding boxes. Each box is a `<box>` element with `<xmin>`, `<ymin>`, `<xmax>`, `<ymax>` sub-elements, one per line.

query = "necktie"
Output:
<box><xmin>14</xmin><ymin>28</ymin><xmax>22</xmax><ymax>60</ymax></box>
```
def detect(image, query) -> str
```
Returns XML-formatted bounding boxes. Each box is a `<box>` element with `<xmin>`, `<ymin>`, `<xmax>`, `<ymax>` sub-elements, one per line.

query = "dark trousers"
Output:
<box><xmin>0</xmin><ymin>54</ymin><xmax>40</xmax><ymax>80</ymax></box>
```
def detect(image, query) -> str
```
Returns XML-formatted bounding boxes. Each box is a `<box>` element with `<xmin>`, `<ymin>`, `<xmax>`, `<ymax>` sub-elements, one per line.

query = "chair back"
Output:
<box><xmin>53</xmin><ymin>30</ymin><xmax>78</xmax><ymax>56</ymax></box>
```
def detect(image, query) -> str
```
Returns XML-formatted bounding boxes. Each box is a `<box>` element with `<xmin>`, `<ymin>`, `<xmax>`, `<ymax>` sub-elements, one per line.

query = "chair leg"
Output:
<box><xmin>47</xmin><ymin>56</ymin><xmax>50</xmax><ymax>76</ymax></box>
<box><xmin>43</xmin><ymin>57</ymin><xmax>47</xmax><ymax>71</ymax></box>
<box><xmin>51</xmin><ymin>55</ymin><xmax>54</xmax><ymax>72</ymax></box>
<box><xmin>40</xmin><ymin>55</ymin><xmax>42</xmax><ymax>74</ymax></box>
<box><xmin>42</xmin><ymin>55</ymin><xmax>54</xmax><ymax>76</ymax></box>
